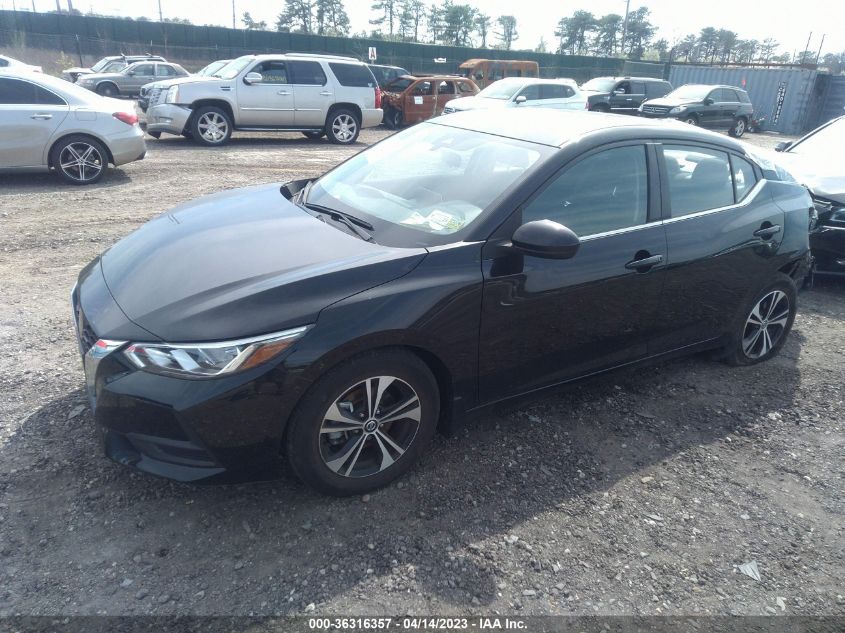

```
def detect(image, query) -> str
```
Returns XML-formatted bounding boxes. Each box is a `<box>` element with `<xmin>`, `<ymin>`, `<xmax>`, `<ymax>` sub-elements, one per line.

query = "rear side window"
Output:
<box><xmin>541</xmin><ymin>84</ymin><xmax>574</xmax><ymax>99</ymax></box>
<box><xmin>329</xmin><ymin>63</ymin><xmax>375</xmax><ymax>87</ymax></box>
<box><xmin>156</xmin><ymin>64</ymin><xmax>176</xmax><ymax>77</ymax></box>
<box><xmin>437</xmin><ymin>81</ymin><xmax>455</xmax><ymax>95</ymax></box>
<box><xmin>524</xmin><ymin>145</ymin><xmax>649</xmax><ymax>237</ymax></box>
<box><xmin>132</xmin><ymin>64</ymin><xmax>155</xmax><ymax>76</ymax></box>
<box><xmin>738</xmin><ymin>90</ymin><xmax>751</xmax><ymax>103</ymax></box>
<box><xmin>630</xmin><ymin>81</ymin><xmax>646</xmax><ymax>94</ymax></box>
<box><xmin>721</xmin><ymin>88</ymin><xmax>739</xmax><ymax>101</ymax></box>
<box><xmin>646</xmin><ymin>82</ymin><xmax>671</xmax><ymax>97</ymax></box>
<box><xmin>663</xmin><ymin>145</ymin><xmax>734</xmax><ymax>216</ymax></box>
<box><xmin>458</xmin><ymin>81</ymin><xmax>474</xmax><ymax>93</ymax></box>
<box><xmin>0</xmin><ymin>78</ymin><xmax>66</xmax><ymax>105</ymax></box>
<box><xmin>290</xmin><ymin>61</ymin><xmax>327</xmax><ymax>85</ymax></box>
<box><xmin>731</xmin><ymin>155</ymin><xmax>758</xmax><ymax>201</ymax></box>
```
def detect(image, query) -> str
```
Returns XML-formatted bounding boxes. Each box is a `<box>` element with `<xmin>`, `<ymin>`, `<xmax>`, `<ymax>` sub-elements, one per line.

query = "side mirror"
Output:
<box><xmin>611</xmin><ymin>89</ymin><xmax>620</xmax><ymax>95</ymax></box>
<box><xmin>512</xmin><ymin>220</ymin><xmax>580</xmax><ymax>259</ymax></box>
<box><xmin>515</xmin><ymin>95</ymin><xmax>527</xmax><ymax>104</ymax></box>
<box><xmin>775</xmin><ymin>141</ymin><xmax>791</xmax><ymax>152</ymax></box>
<box><xmin>244</xmin><ymin>72</ymin><xmax>263</xmax><ymax>85</ymax></box>
<box><xmin>703</xmin><ymin>97</ymin><xmax>714</xmax><ymax>105</ymax></box>
<box><xmin>126</xmin><ymin>70</ymin><xmax>135</xmax><ymax>76</ymax></box>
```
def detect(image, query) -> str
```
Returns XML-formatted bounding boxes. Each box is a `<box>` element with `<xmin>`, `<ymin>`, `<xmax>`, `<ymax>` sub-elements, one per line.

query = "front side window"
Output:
<box><xmin>517</xmin><ymin>84</ymin><xmax>540</xmax><ymax>100</ymax></box>
<box><xmin>523</xmin><ymin>145</ymin><xmax>649</xmax><ymax>237</ymax></box>
<box><xmin>252</xmin><ymin>61</ymin><xmax>288</xmax><ymax>84</ymax></box>
<box><xmin>130</xmin><ymin>64</ymin><xmax>155</xmax><ymax>76</ymax></box>
<box><xmin>307</xmin><ymin>123</ymin><xmax>549</xmax><ymax>246</ymax></box>
<box><xmin>663</xmin><ymin>145</ymin><xmax>734</xmax><ymax>216</ymax></box>
<box><xmin>541</xmin><ymin>84</ymin><xmax>573</xmax><ymax>99</ymax></box>
<box><xmin>413</xmin><ymin>81</ymin><xmax>433</xmax><ymax>95</ymax></box>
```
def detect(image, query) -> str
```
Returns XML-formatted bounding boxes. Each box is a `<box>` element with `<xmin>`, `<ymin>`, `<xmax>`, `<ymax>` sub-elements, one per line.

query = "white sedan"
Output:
<box><xmin>0</xmin><ymin>54</ymin><xmax>42</xmax><ymax>73</ymax></box>
<box><xmin>443</xmin><ymin>77</ymin><xmax>587</xmax><ymax>114</ymax></box>
<box><xmin>0</xmin><ymin>70</ymin><xmax>146</xmax><ymax>185</ymax></box>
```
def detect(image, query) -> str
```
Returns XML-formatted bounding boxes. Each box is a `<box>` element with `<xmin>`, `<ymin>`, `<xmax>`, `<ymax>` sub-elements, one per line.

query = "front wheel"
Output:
<box><xmin>682</xmin><ymin>114</ymin><xmax>699</xmax><ymax>126</ymax></box>
<box><xmin>729</xmin><ymin>117</ymin><xmax>747</xmax><ymax>138</ymax></box>
<box><xmin>96</xmin><ymin>83</ymin><xmax>118</xmax><ymax>97</ymax></box>
<box><xmin>326</xmin><ymin>109</ymin><xmax>361</xmax><ymax>145</ymax></box>
<box><xmin>191</xmin><ymin>106</ymin><xmax>233</xmax><ymax>146</ymax></box>
<box><xmin>384</xmin><ymin>108</ymin><xmax>403</xmax><ymax>129</ymax></box>
<box><xmin>50</xmin><ymin>135</ymin><xmax>108</xmax><ymax>185</ymax></box>
<box><xmin>285</xmin><ymin>350</ymin><xmax>439</xmax><ymax>496</ymax></box>
<box><xmin>722</xmin><ymin>274</ymin><xmax>797</xmax><ymax>366</ymax></box>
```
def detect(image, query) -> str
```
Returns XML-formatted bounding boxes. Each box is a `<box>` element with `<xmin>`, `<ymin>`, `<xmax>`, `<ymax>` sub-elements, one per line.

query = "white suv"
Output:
<box><xmin>443</xmin><ymin>77</ymin><xmax>586</xmax><ymax>114</ymax></box>
<box><xmin>145</xmin><ymin>53</ymin><xmax>383</xmax><ymax>146</ymax></box>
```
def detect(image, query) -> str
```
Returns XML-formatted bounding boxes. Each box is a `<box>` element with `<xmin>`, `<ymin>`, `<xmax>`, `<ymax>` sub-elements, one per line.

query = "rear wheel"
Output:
<box><xmin>191</xmin><ymin>106</ymin><xmax>233</xmax><ymax>146</ymax></box>
<box><xmin>722</xmin><ymin>274</ymin><xmax>797</xmax><ymax>366</ymax></box>
<box><xmin>285</xmin><ymin>350</ymin><xmax>439</xmax><ymax>496</ymax></box>
<box><xmin>729</xmin><ymin>116</ymin><xmax>747</xmax><ymax>138</ymax></box>
<box><xmin>326</xmin><ymin>108</ymin><xmax>360</xmax><ymax>145</ymax></box>
<box><xmin>50</xmin><ymin>135</ymin><xmax>108</xmax><ymax>185</ymax></box>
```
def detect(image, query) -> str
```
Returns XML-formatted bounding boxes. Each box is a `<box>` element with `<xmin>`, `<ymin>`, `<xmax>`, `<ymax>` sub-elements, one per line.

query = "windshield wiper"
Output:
<box><xmin>301</xmin><ymin>202</ymin><xmax>375</xmax><ymax>243</ymax></box>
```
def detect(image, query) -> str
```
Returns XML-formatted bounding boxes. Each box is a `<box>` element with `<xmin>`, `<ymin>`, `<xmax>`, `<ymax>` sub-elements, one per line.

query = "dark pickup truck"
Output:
<box><xmin>581</xmin><ymin>76</ymin><xmax>673</xmax><ymax>114</ymax></box>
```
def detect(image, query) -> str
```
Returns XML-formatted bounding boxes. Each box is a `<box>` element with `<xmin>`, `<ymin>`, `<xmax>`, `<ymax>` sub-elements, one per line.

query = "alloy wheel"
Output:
<box><xmin>742</xmin><ymin>290</ymin><xmax>790</xmax><ymax>359</ymax></box>
<box><xmin>734</xmin><ymin>119</ymin><xmax>746</xmax><ymax>135</ymax></box>
<box><xmin>319</xmin><ymin>376</ymin><xmax>421</xmax><ymax>478</ymax></box>
<box><xmin>331</xmin><ymin>114</ymin><xmax>358</xmax><ymax>143</ymax></box>
<box><xmin>684</xmin><ymin>116</ymin><xmax>697</xmax><ymax>125</ymax></box>
<box><xmin>59</xmin><ymin>142</ymin><xmax>104</xmax><ymax>183</ymax></box>
<box><xmin>197</xmin><ymin>112</ymin><xmax>229</xmax><ymax>143</ymax></box>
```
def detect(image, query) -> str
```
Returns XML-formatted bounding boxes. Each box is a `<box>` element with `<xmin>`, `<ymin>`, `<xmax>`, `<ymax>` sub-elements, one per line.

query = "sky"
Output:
<box><xmin>3</xmin><ymin>0</ymin><xmax>844</xmax><ymax>59</ymax></box>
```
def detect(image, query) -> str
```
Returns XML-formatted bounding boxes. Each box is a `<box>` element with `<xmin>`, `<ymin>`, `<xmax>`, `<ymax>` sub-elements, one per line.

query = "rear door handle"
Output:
<box><xmin>31</xmin><ymin>113</ymin><xmax>53</xmax><ymax>120</ymax></box>
<box><xmin>277</xmin><ymin>90</ymin><xmax>290</xmax><ymax>95</ymax></box>
<box><xmin>625</xmin><ymin>254</ymin><xmax>663</xmax><ymax>271</ymax></box>
<box><xmin>753</xmin><ymin>224</ymin><xmax>781</xmax><ymax>239</ymax></box>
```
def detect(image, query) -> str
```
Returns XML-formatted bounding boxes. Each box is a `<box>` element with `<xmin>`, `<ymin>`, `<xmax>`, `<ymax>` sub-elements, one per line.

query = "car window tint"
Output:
<box><xmin>329</xmin><ymin>63</ymin><xmax>375</xmax><ymax>87</ymax></box>
<box><xmin>132</xmin><ymin>64</ymin><xmax>155</xmax><ymax>76</ymax></box>
<box><xmin>518</xmin><ymin>84</ymin><xmax>540</xmax><ymax>100</ymax></box>
<box><xmin>289</xmin><ymin>60</ymin><xmax>327</xmax><ymax>85</ymax></box>
<box><xmin>458</xmin><ymin>81</ymin><xmax>474</xmax><ymax>93</ymax></box>
<box><xmin>615</xmin><ymin>81</ymin><xmax>631</xmax><ymax>94</ymax></box>
<box><xmin>437</xmin><ymin>81</ymin><xmax>455</xmax><ymax>95</ymax></box>
<box><xmin>731</xmin><ymin>155</ymin><xmax>758</xmax><ymax>202</ymax></box>
<box><xmin>541</xmin><ymin>84</ymin><xmax>572</xmax><ymax>99</ymax></box>
<box><xmin>523</xmin><ymin>145</ymin><xmax>649</xmax><ymax>237</ymax></box>
<box><xmin>252</xmin><ymin>61</ymin><xmax>288</xmax><ymax>84</ymax></box>
<box><xmin>0</xmin><ymin>78</ymin><xmax>65</xmax><ymax>105</ymax></box>
<box><xmin>664</xmin><ymin>145</ymin><xmax>734</xmax><ymax>216</ymax></box>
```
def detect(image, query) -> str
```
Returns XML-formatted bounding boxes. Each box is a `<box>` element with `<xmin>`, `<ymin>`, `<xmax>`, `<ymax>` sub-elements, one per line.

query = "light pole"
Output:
<box><xmin>232</xmin><ymin>0</ymin><xmax>236</xmax><ymax>29</ymax></box>
<box><xmin>620</xmin><ymin>0</ymin><xmax>630</xmax><ymax>57</ymax></box>
<box><xmin>158</xmin><ymin>0</ymin><xmax>163</xmax><ymax>21</ymax></box>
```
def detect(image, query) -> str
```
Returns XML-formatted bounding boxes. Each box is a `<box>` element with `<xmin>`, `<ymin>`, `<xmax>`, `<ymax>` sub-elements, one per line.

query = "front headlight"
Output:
<box><xmin>123</xmin><ymin>326</ymin><xmax>309</xmax><ymax>378</ymax></box>
<box><xmin>164</xmin><ymin>85</ymin><xmax>179</xmax><ymax>104</ymax></box>
<box><xmin>669</xmin><ymin>106</ymin><xmax>685</xmax><ymax>114</ymax></box>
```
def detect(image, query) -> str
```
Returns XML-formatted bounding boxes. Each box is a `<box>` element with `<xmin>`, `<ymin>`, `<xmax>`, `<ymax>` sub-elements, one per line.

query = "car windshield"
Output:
<box><xmin>478</xmin><ymin>81</ymin><xmax>523</xmax><ymax>100</ymax></box>
<box><xmin>90</xmin><ymin>58</ymin><xmax>116</xmax><ymax>72</ymax></box>
<box><xmin>198</xmin><ymin>60</ymin><xmax>228</xmax><ymax>76</ymax></box>
<box><xmin>306</xmin><ymin>122</ymin><xmax>550</xmax><ymax>247</ymax></box>
<box><xmin>214</xmin><ymin>56</ymin><xmax>253</xmax><ymax>79</ymax></box>
<box><xmin>385</xmin><ymin>77</ymin><xmax>413</xmax><ymax>92</ymax></box>
<box><xmin>789</xmin><ymin>117</ymin><xmax>845</xmax><ymax>157</ymax></box>
<box><xmin>581</xmin><ymin>78</ymin><xmax>616</xmax><ymax>92</ymax></box>
<box><xmin>667</xmin><ymin>85</ymin><xmax>711</xmax><ymax>100</ymax></box>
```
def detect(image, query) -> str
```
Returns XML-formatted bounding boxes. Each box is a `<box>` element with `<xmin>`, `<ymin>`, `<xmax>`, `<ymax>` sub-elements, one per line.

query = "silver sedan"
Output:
<box><xmin>0</xmin><ymin>70</ymin><xmax>146</xmax><ymax>184</ymax></box>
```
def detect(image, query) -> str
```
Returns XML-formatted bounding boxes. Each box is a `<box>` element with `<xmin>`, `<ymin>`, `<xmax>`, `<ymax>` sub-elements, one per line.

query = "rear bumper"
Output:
<box><xmin>109</xmin><ymin>127</ymin><xmax>147</xmax><ymax>166</ymax></box>
<box><xmin>361</xmin><ymin>108</ymin><xmax>383</xmax><ymax>128</ymax></box>
<box><xmin>146</xmin><ymin>103</ymin><xmax>192</xmax><ymax>135</ymax></box>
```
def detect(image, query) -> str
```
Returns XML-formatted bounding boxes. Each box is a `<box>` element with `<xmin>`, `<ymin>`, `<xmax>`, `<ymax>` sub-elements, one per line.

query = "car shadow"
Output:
<box><xmin>0</xmin><ymin>322</ymin><xmax>809</xmax><ymax>613</ymax></box>
<box><xmin>0</xmin><ymin>169</ymin><xmax>134</xmax><ymax>195</ymax></box>
<box><xmin>147</xmin><ymin>135</ymin><xmax>368</xmax><ymax>150</ymax></box>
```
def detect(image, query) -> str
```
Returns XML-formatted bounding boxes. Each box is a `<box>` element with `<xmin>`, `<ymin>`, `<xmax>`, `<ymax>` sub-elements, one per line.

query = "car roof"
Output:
<box><xmin>489</xmin><ymin>77</ymin><xmax>577</xmax><ymax>86</ymax></box>
<box><xmin>0</xmin><ymin>68</ymin><xmax>114</xmax><ymax>105</ymax></box>
<box><xmin>593</xmin><ymin>76</ymin><xmax>668</xmax><ymax>82</ymax></box>
<box><xmin>430</xmin><ymin>108</ymin><xmax>746</xmax><ymax>151</ymax></box>
<box><xmin>251</xmin><ymin>52</ymin><xmax>362</xmax><ymax>63</ymax></box>
<box><xmin>678</xmin><ymin>83</ymin><xmax>747</xmax><ymax>91</ymax></box>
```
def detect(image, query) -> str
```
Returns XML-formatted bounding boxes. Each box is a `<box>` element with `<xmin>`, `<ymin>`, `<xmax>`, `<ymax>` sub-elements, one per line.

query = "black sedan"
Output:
<box><xmin>73</xmin><ymin>109</ymin><xmax>812</xmax><ymax>495</ymax></box>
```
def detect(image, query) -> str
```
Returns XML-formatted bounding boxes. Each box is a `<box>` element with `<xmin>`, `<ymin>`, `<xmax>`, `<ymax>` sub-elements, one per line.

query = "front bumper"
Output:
<box><xmin>71</xmin><ymin>268</ymin><xmax>303</xmax><ymax>482</ymax></box>
<box><xmin>146</xmin><ymin>103</ymin><xmax>192</xmax><ymax>135</ymax></box>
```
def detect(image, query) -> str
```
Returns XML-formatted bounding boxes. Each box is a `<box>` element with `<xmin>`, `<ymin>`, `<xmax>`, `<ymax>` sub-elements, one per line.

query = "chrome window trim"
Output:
<box><xmin>578</xmin><ymin>220</ymin><xmax>662</xmax><ymax>242</ymax></box>
<box><xmin>663</xmin><ymin>178</ymin><xmax>765</xmax><ymax>226</ymax></box>
<box><xmin>0</xmin><ymin>76</ymin><xmax>68</xmax><ymax>107</ymax></box>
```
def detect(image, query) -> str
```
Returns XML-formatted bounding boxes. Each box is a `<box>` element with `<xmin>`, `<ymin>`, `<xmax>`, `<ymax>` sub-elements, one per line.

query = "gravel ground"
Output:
<box><xmin>0</xmin><ymin>121</ymin><xmax>843</xmax><ymax>617</ymax></box>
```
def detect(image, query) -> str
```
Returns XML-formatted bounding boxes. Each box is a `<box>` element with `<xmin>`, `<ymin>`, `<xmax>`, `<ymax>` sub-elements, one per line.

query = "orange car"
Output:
<box><xmin>381</xmin><ymin>75</ymin><xmax>479</xmax><ymax>129</ymax></box>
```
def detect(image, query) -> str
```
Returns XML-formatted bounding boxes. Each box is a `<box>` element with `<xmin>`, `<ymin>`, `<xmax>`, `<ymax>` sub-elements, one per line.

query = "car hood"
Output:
<box><xmin>65</xmin><ymin>67</ymin><xmax>93</xmax><ymax>75</ymax></box>
<box><xmin>100</xmin><ymin>183</ymin><xmax>427</xmax><ymax>341</ymax></box>
<box><xmin>445</xmin><ymin>96</ymin><xmax>510</xmax><ymax>111</ymax></box>
<box><xmin>775</xmin><ymin>150</ymin><xmax>845</xmax><ymax>204</ymax></box>
<box><xmin>642</xmin><ymin>97</ymin><xmax>699</xmax><ymax>108</ymax></box>
<box><xmin>80</xmin><ymin>71</ymin><xmax>126</xmax><ymax>81</ymax></box>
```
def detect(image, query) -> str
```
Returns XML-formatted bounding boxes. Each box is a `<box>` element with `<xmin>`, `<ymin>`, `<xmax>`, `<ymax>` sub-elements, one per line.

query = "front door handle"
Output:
<box><xmin>625</xmin><ymin>253</ymin><xmax>663</xmax><ymax>271</ymax></box>
<box><xmin>277</xmin><ymin>90</ymin><xmax>290</xmax><ymax>95</ymax></box>
<box><xmin>31</xmin><ymin>113</ymin><xmax>53</xmax><ymax>120</ymax></box>
<box><xmin>753</xmin><ymin>224</ymin><xmax>781</xmax><ymax>239</ymax></box>
<box><xmin>319</xmin><ymin>91</ymin><xmax>332</xmax><ymax>96</ymax></box>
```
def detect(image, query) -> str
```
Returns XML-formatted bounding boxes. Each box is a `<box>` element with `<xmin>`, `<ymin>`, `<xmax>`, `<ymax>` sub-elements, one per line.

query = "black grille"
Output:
<box><xmin>73</xmin><ymin>292</ymin><xmax>98</xmax><ymax>354</ymax></box>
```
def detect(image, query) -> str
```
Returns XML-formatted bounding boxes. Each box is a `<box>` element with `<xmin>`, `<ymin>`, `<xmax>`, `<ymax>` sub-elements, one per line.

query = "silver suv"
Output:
<box><xmin>146</xmin><ymin>53</ymin><xmax>383</xmax><ymax>146</ymax></box>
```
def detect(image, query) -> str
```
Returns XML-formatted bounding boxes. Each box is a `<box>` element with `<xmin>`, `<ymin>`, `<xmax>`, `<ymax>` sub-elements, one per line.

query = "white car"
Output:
<box><xmin>443</xmin><ymin>77</ymin><xmax>586</xmax><ymax>114</ymax></box>
<box><xmin>0</xmin><ymin>54</ymin><xmax>42</xmax><ymax>73</ymax></box>
<box><xmin>0</xmin><ymin>70</ymin><xmax>146</xmax><ymax>184</ymax></box>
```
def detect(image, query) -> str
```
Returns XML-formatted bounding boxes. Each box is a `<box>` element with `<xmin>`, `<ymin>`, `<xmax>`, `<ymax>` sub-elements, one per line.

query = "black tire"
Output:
<box><xmin>590</xmin><ymin>103</ymin><xmax>610</xmax><ymax>113</ymax></box>
<box><xmin>682</xmin><ymin>114</ymin><xmax>699</xmax><ymax>126</ymax></box>
<box><xmin>190</xmin><ymin>105</ymin><xmax>233</xmax><ymax>146</ymax></box>
<box><xmin>147</xmin><ymin>131</ymin><xmax>161</xmax><ymax>139</ymax></box>
<box><xmin>181</xmin><ymin>130</ymin><xmax>194</xmax><ymax>139</ymax></box>
<box><xmin>302</xmin><ymin>131</ymin><xmax>325</xmax><ymax>140</ymax></box>
<box><xmin>721</xmin><ymin>273</ymin><xmax>797</xmax><ymax>366</ymax></box>
<box><xmin>728</xmin><ymin>116</ymin><xmax>747</xmax><ymax>138</ymax></box>
<box><xmin>285</xmin><ymin>349</ymin><xmax>440</xmax><ymax>496</ymax></box>
<box><xmin>50</xmin><ymin>134</ymin><xmax>109</xmax><ymax>185</ymax></box>
<box><xmin>325</xmin><ymin>108</ymin><xmax>361</xmax><ymax>145</ymax></box>
<box><xmin>384</xmin><ymin>107</ymin><xmax>402</xmax><ymax>129</ymax></box>
<box><xmin>96</xmin><ymin>82</ymin><xmax>118</xmax><ymax>98</ymax></box>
